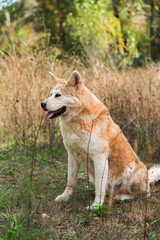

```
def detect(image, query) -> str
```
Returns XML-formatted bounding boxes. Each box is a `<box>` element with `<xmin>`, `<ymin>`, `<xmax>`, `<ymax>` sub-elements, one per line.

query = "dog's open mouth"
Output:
<box><xmin>44</xmin><ymin>107</ymin><xmax>66</xmax><ymax>121</ymax></box>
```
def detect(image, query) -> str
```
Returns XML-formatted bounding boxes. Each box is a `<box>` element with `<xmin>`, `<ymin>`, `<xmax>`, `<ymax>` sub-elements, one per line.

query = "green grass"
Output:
<box><xmin>0</xmin><ymin>144</ymin><xmax>160</xmax><ymax>240</ymax></box>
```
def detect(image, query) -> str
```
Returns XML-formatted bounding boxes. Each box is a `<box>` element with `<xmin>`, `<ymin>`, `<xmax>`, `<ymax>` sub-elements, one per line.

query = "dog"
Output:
<box><xmin>41</xmin><ymin>70</ymin><xmax>160</xmax><ymax>209</ymax></box>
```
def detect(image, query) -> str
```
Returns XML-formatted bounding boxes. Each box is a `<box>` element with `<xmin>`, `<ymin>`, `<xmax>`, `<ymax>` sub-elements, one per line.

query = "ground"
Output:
<box><xmin>0</xmin><ymin>145</ymin><xmax>160</xmax><ymax>240</ymax></box>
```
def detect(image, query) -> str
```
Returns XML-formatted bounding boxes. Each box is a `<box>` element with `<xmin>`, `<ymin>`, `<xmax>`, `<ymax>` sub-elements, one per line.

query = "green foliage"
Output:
<box><xmin>66</xmin><ymin>0</ymin><xmax>125</xmax><ymax>59</ymax></box>
<box><xmin>0</xmin><ymin>152</ymin><xmax>8</xmax><ymax>160</ymax></box>
<box><xmin>36</xmin><ymin>0</ymin><xmax>76</xmax><ymax>45</ymax></box>
<box><xmin>35</xmin><ymin>147</ymin><xmax>64</xmax><ymax>162</ymax></box>
<box><xmin>0</xmin><ymin>187</ymin><xmax>19</xmax><ymax>240</ymax></box>
<box><xmin>0</xmin><ymin>23</ymin><xmax>41</xmax><ymax>55</ymax></box>
<box><xmin>1</xmin><ymin>0</ymin><xmax>160</xmax><ymax>63</ymax></box>
<box><xmin>7</xmin><ymin>168</ymin><xmax>15</xmax><ymax>175</ymax></box>
<box><xmin>1</xmin><ymin>213</ymin><xmax>23</xmax><ymax>240</ymax></box>
<box><xmin>148</xmin><ymin>235</ymin><xmax>156</xmax><ymax>240</ymax></box>
<box><xmin>64</xmin><ymin>170</ymin><xmax>68</xmax><ymax>179</ymax></box>
<box><xmin>116</xmin><ymin>207</ymin><xmax>123</xmax><ymax>214</ymax></box>
<box><xmin>0</xmin><ymin>1</ymin><xmax>24</xmax><ymax>28</ymax></box>
<box><xmin>0</xmin><ymin>186</ymin><xmax>11</xmax><ymax>210</ymax></box>
<box><xmin>89</xmin><ymin>203</ymin><xmax>106</xmax><ymax>217</ymax></box>
<box><xmin>82</xmin><ymin>213</ymin><xmax>91</xmax><ymax>226</ymax></box>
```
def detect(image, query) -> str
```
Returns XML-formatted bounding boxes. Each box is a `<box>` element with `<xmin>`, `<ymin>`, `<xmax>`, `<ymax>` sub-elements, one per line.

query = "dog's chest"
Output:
<box><xmin>61</xmin><ymin>123</ymin><xmax>88</xmax><ymax>151</ymax></box>
<box><xmin>60</xmin><ymin>120</ymin><xmax>92</xmax><ymax>165</ymax></box>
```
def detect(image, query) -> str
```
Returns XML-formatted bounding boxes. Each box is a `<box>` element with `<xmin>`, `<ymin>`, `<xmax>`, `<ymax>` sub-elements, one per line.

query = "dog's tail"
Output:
<box><xmin>148</xmin><ymin>165</ymin><xmax>160</xmax><ymax>192</ymax></box>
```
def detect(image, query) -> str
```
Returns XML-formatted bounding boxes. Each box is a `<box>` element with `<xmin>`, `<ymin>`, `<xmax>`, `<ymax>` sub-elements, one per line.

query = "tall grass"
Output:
<box><xmin>0</xmin><ymin>51</ymin><xmax>160</xmax><ymax>163</ymax></box>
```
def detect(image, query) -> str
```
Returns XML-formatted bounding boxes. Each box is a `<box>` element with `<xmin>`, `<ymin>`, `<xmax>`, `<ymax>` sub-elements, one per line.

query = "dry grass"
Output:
<box><xmin>0</xmin><ymin>52</ymin><xmax>160</xmax><ymax>162</ymax></box>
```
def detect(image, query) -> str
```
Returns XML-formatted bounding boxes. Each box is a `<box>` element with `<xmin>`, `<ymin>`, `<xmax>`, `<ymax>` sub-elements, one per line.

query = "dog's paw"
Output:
<box><xmin>55</xmin><ymin>194</ymin><xmax>70</xmax><ymax>202</ymax></box>
<box><xmin>114</xmin><ymin>194</ymin><xmax>134</xmax><ymax>201</ymax></box>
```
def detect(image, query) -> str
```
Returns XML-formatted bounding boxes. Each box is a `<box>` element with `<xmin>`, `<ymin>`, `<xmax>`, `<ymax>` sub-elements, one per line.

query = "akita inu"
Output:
<box><xmin>41</xmin><ymin>70</ymin><xmax>160</xmax><ymax>209</ymax></box>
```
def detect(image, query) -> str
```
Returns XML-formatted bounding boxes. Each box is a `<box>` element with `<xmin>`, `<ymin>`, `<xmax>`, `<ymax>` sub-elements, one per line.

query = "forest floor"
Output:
<box><xmin>0</xmin><ymin>144</ymin><xmax>160</xmax><ymax>240</ymax></box>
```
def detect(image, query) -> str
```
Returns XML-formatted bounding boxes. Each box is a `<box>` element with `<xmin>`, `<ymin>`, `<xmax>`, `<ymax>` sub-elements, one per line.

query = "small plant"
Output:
<box><xmin>148</xmin><ymin>235</ymin><xmax>156</xmax><ymax>240</ymax></box>
<box><xmin>64</xmin><ymin>170</ymin><xmax>68</xmax><ymax>179</ymax></box>
<box><xmin>1</xmin><ymin>213</ymin><xmax>23</xmax><ymax>239</ymax></box>
<box><xmin>0</xmin><ymin>186</ymin><xmax>11</xmax><ymax>210</ymax></box>
<box><xmin>90</xmin><ymin>204</ymin><xmax>106</xmax><ymax>217</ymax></box>
<box><xmin>0</xmin><ymin>186</ymin><xmax>22</xmax><ymax>239</ymax></box>
<box><xmin>7</xmin><ymin>168</ymin><xmax>14</xmax><ymax>175</ymax></box>
<box><xmin>85</xmin><ymin>184</ymin><xmax>92</xmax><ymax>191</ymax></box>
<box><xmin>0</xmin><ymin>153</ymin><xmax>8</xmax><ymax>160</ymax></box>
<box><xmin>116</xmin><ymin>207</ymin><xmax>123</xmax><ymax>214</ymax></box>
<box><xmin>82</xmin><ymin>214</ymin><xmax>91</xmax><ymax>226</ymax></box>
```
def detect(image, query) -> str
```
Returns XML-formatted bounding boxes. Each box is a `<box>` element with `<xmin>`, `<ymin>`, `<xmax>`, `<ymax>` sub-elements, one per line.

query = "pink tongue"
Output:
<box><xmin>44</xmin><ymin>112</ymin><xmax>54</xmax><ymax>121</ymax></box>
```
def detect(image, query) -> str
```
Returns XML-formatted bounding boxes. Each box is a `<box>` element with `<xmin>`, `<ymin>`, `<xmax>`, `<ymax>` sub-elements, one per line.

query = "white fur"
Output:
<box><xmin>43</xmin><ymin>86</ymin><xmax>80</xmax><ymax>112</ymax></box>
<box><xmin>59</xmin><ymin>116</ymin><xmax>109</xmax><ymax>208</ymax></box>
<box><xmin>148</xmin><ymin>165</ymin><xmax>160</xmax><ymax>184</ymax></box>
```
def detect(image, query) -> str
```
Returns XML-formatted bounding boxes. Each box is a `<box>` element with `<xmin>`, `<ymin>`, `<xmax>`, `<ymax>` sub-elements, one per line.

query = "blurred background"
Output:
<box><xmin>1</xmin><ymin>0</ymin><xmax>160</xmax><ymax>63</ymax></box>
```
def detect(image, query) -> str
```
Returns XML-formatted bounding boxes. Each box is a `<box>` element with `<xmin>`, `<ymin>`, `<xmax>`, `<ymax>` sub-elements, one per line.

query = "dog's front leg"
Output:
<box><xmin>55</xmin><ymin>151</ymin><xmax>80</xmax><ymax>202</ymax></box>
<box><xmin>87</xmin><ymin>154</ymin><xmax>108</xmax><ymax>209</ymax></box>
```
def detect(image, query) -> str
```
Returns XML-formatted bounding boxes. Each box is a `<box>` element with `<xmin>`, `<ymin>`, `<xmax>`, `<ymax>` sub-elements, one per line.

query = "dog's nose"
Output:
<box><xmin>41</xmin><ymin>101</ymin><xmax>46</xmax><ymax>110</ymax></box>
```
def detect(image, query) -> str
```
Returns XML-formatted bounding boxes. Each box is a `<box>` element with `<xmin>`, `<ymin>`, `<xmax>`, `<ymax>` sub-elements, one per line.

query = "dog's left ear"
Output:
<box><xmin>68</xmin><ymin>70</ymin><xmax>83</xmax><ymax>91</ymax></box>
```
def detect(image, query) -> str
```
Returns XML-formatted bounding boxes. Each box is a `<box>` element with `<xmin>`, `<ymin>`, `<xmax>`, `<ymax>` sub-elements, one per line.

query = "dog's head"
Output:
<box><xmin>41</xmin><ymin>70</ymin><xmax>83</xmax><ymax>121</ymax></box>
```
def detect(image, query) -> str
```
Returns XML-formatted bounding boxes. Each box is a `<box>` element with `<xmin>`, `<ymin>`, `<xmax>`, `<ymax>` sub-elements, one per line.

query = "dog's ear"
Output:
<box><xmin>49</xmin><ymin>72</ymin><xmax>60</xmax><ymax>84</ymax></box>
<box><xmin>68</xmin><ymin>70</ymin><xmax>82</xmax><ymax>91</ymax></box>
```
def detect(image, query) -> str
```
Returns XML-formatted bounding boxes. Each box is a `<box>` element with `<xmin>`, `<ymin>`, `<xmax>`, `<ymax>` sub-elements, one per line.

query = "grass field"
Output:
<box><xmin>0</xmin><ymin>144</ymin><xmax>160</xmax><ymax>240</ymax></box>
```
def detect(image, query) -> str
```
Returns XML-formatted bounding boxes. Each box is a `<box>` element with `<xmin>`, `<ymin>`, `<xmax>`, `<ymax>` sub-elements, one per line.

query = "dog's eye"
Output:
<box><xmin>55</xmin><ymin>94</ymin><xmax>61</xmax><ymax>98</ymax></box>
